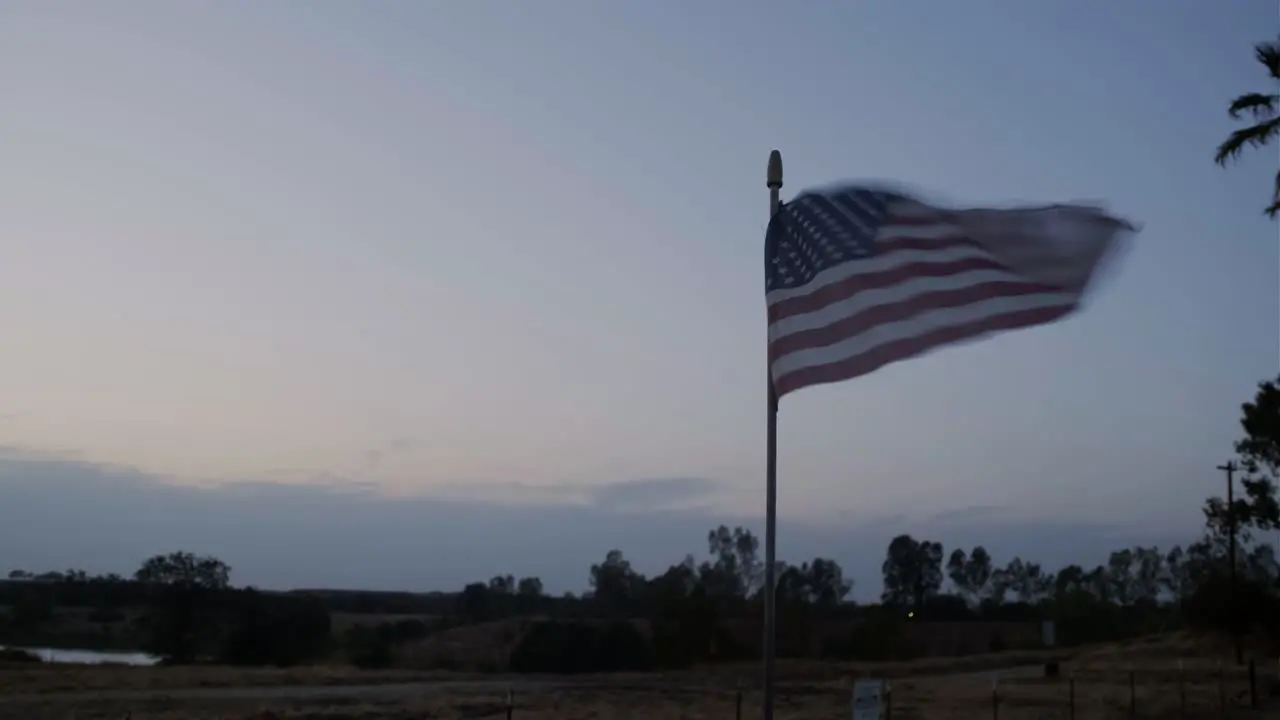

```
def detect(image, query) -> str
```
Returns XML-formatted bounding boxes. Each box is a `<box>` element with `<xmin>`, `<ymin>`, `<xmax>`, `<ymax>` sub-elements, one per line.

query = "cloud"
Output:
<box><xmin>927</xmin><ymin>505</ymin><xmax>1008</xmax><ymax>525</ymax></box>
<box><xmin>360</xmin><ymin>436</ymin><xmax>418</xmax><ymax>473</ymax></box>
<box><xmin>587</xmin><ymin>477</ymin><xmax>719</xmax><ymax>512</ymax></box>
<box><xmin>0</xmin><ymin>448</ymin><xmax>1200</xmax><ymax>600</ymax></box>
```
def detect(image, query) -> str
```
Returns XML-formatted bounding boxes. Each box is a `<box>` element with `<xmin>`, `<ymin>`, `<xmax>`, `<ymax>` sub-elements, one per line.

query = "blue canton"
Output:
<box><xmin>765</xmin><ymin>186</ymin><xmax>897</xmax><ymax>293</ymax></box>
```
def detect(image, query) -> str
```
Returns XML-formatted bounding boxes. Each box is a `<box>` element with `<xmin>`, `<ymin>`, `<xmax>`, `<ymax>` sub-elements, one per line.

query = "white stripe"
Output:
<box><xmin>768</xmin><ymin>267</ymin><xmax>1033</xmax><ymax>342</ymax></box>
<box><xmin>769</xmin><ymin>292</ymin><xmax>1079</xmax><ymax>379</ymax></box>
<box><xmin>766</xmin><ymin>226</ymin><xmax>988</xmax><ymax>305</ymax></box>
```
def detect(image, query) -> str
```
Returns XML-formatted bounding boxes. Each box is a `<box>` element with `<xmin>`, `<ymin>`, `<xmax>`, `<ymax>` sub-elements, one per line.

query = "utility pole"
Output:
<box><xmin>1217</xmin><ymin>460</ymin><xmax>1242</xmax><ymax>666</ymax></box>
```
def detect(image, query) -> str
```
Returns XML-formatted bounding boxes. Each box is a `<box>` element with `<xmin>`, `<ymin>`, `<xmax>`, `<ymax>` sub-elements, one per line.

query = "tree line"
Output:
<box><xmin>4</xmin><ymin>33</ymin><xmax>1277</xmax><ymax>673</ymax></box>
<box><xmin>5</xmin><ymin>375</ymin><xmax>1280</xmax><ymax>671</ymax></box>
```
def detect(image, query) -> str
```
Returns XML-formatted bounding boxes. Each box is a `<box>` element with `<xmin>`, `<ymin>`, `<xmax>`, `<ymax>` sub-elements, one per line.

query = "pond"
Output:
<box><xmin>0</xmin><ymin>645</ymin><xmax>161</xmax><ymax>666</ymax></box>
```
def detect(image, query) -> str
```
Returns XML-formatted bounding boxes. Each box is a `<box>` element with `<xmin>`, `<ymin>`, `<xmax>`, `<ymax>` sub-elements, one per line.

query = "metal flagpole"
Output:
<box><xmin>763</xmin><ymin>149</ymin><xmax>783</xmax><ymax>720</ymax></box>
<box><xmin>1217</xmin><ymin>460</ymin><xmax>1242</xmax><ymax>665</ymax></box>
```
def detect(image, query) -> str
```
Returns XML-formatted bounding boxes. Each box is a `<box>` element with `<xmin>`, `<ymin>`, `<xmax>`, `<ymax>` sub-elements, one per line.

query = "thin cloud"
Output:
<box><xmin>0</xmin><ymin>451</ymin><xmax>1201</xmax><ymax>600</ymax></box>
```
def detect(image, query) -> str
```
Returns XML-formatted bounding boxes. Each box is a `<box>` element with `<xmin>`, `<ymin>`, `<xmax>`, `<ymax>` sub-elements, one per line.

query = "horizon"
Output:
<box><xmin>1</xmin><ymin>3</ymin><xmax>1277</xmax><ymax>600</ymax></box>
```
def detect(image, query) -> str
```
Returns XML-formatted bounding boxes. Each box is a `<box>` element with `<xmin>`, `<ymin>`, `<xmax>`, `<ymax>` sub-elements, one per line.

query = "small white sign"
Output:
<box><xmin>1042</xmin><ymin>620</ymin><xmax>1057</xmax><ymax>648</ymax></box>
<box><xmin>852</xmin><ymin>680</ymin><xmax>884</xmax><ymax>720</ymax></box>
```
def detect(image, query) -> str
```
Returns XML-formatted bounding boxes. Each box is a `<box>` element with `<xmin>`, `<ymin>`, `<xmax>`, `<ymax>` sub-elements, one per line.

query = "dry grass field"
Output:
<box><xmin>0</xmin><ymin>662</ymin><xmax>471</xmax><ymax>695</ymax></box>
<box><xmin>0</xmin><ymin>633</ymin><xmax>1274</xmax><ymax>719</ymax></box>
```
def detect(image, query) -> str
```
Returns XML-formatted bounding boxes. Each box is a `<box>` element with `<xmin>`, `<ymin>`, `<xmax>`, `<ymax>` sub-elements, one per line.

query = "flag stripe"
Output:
<box><xmin>764</xmin><ymin>185</ymin><xmax>1131</xmax><ymax>399</ymax></box>
<box><xmin>769</xmin><ymin>279</ymin><xmax>1063</xmax><ymax>359</ymax></box>
<box><xmin>770</xmin><ymin>265</ymin><xmax>1050</xmax><ymax>341</ymax></box>
<box><xmin>768</xmin><ymin>252</ymin><xmax>1028</xmax><ymax>326</ymax></box>
<box><xmin>771</xmin><ymin>302</ymin><xmax>1076</xmax><ymax>397</ymax></box>
<box><xmin>766</xmin><ymin>229</ymin><xmax>992</xmax><ymax>307</ymax></box>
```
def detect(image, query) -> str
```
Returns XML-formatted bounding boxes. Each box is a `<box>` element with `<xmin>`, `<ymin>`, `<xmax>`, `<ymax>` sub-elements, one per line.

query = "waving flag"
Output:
<box><xmin>765</xmin><ymin>185</ymin><xmax>1134</xmax><ymax>398</ymax></box>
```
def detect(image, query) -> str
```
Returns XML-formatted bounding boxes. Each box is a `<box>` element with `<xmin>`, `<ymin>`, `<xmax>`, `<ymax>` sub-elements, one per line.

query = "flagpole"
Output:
<box><xmin>763</xmin><ymin>148</ymin><xmax>782</xmax><ymax>720</ymax></box>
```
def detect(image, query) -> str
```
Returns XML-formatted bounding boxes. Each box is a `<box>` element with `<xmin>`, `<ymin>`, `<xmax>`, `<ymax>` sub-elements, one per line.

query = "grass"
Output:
<box><xmin>0</xmin><ymin>668</ymin><xmax>1268</xmax><ymax>719</ymax></box>
<box><xmin>0</xmin><ymin>646</ymin><xmax>1072</xmax><ymax>696</ymax></box>
<box><xmin>0</xmin><ymin>663</ymin><xmax>469</xmax><ymax>695</ymax></box>
<box><xmin>0</xmin><ymin>633</ymin><xmax>1272</xmax><ymax>719</ymax></box>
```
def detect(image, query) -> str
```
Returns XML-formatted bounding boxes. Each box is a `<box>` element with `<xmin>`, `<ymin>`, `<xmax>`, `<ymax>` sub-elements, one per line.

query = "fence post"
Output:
<box><xmin>735</xmin><ymin>683</ymin><xmax>743</xmax><ymax>720</ymax></box>
<box><xmin>1250</xmin><ymin>658</ymin><xmax>1258</xmax><ymax>708</ymax></box>
<box><xmin>1178</xmin><ymin>660</ymin><xmax>1186</xmax><ymax>720</ymax></box>
<box><xmin>1218</xmin><ymin>661</ymin><xmax>1227</xmax><ymax>718</ymax></box>
<box><xmin>505</xmin><ymin>688</ymin><xmax>513</xmax><ymax>720</ymax></box>
<box><xmin>885</xmin><ymin>680</ymin><xmax>893</xmax><ymax>720</ymax></box>
<box><xmin>992</xmin><ymin>675</ymin><xmax>999</xmax><ymax>720</ymax></box>
<box><xmin>1129</xmin><ymin>668</ymin><xmax>1136</xmax><ymax>717</ymax></box>
<box><xmin>1068</xmin><ymin>674</ymin><xmax>1075</xmax><ymax>720</ymax></box>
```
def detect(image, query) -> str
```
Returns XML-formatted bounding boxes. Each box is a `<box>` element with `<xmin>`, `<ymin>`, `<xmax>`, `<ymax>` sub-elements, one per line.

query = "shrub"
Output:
<box><xmin>508</xmin><ymin>620</ymin><xmax>652</xmax><ymax>674</ymax></box>
<box><xmin>219</xmin><ymin>590</ymin><xmax>333</xmax><ymax>667</ymax></box>
<box><xmin>824</xmin><ymin>609</ymin><xmax>905</xmax><ymax>661</ymax></box>
<box><xmin>88</xmin><ymin>608</ymin><xmax>126</xmax><ymax>624</ymax></box>
<box><xmin>987</xmin><ymin>631</ymin><xmax>1007</xmax><ymax>653</ymax></box>
<box><xmin>0</xmin><ymin>648</ymin><xmax>41</xmax><ymax>663</ymax></box>
<box><xmin>343</xmin><ymin>625</ymin><xmax>394</xmax><ymax>669</ymax></box>
<box><xmin>386</xmin><ymin>618</ymin><xmax>428</xmax><ymax>643</ymax></box>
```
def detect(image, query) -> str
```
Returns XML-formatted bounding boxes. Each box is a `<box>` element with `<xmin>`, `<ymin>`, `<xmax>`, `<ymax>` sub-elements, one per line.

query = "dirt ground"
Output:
<box><xmin>0</xmin><ymin>666</ymin><xmax>1264</xmax><ymax>720</ymax></box>
<box><xmin>0</xmin><ymin>633</ymin><xmax>1272</xmax><ymax>719</ymax></box>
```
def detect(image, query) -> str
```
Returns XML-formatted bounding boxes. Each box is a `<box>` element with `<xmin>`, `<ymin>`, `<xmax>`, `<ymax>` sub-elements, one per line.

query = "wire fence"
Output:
<box><xmin>52</xmin><ymin>660</ymin><xmax>1280</xmax><ymax>719</ymax></box>
<box><xmin>477</xmin><ymin>659</ymin><xmax>1279</xmax><ymax>719</ymax></box>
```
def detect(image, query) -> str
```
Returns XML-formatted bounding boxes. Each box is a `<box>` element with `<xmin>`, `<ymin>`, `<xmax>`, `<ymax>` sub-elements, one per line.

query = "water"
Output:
<box><xmin>0</xmin><ymin>645</ymin><xmax>160</xmax><ymax>666</ymax></box>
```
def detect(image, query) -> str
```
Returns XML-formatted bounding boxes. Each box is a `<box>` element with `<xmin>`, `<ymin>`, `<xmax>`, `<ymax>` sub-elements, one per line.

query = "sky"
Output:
<box><xmin>0</xmin><ymin>2</ymin><xmax>1277</xmax><ymax>599</ymax></box>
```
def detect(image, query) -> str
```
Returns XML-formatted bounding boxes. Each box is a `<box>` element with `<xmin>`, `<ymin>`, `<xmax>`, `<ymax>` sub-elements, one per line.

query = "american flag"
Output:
<box><xmin>766</xmin><ymin>184</ymin><xmax>1134</xmax><ymax>399</ymax></box>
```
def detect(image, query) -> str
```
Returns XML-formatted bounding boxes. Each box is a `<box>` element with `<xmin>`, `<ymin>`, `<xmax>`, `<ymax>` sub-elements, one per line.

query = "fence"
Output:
<box><xmin>867</xmin><ymin>659</ymin><xmax>1274</xmax><ymax>719</ymax></box>
<box><xmin>479</xmin><ymin>659</ymin><xmax>1278</xmax><ymax>719</ymax></box>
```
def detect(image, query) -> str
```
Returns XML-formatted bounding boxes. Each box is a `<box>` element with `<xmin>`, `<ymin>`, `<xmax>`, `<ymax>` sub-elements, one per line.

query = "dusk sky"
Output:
<box><xmin>1</xmin><ymin>2</ymin><xmax>1277</xmax><ymax>598</ymax></box>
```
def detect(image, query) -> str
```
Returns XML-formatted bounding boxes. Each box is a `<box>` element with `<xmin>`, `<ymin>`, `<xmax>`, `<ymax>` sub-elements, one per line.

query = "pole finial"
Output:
<box><xmin>767</xmin><ymin>150</ymin><xmax>783</xmax><ymax>189</ymax></box>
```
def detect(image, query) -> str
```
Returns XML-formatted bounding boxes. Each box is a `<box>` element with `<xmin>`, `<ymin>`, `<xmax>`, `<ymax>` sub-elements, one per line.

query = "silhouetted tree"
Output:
<box><xmin>996</xmin><ymin>557</ymin><xmax>1052</xmax><ymax>604</ymax></box>
<box><xmin>589</xmin><ymin>550</ymin><xmax>645</xmax><ymax>615</ymax></box>
<box><xmin>1215</xmin><ymin>37</ymin><xmax>1280</xmax><ymax>218</ymax></box>
<box><xmin>881</xmin><ymin>535</ymin><xmax>943</xmax><ymax>611</ymax></box>
<box><xmin>1245</xmin><ymin>543</ymin><xmax>1280</xmax><ymax>586</ymax></box>
<box><xmin>220</xmin><ymin>589</ymin><xmax>332</xmax><ymax>666</ymax></box>
<box><xmin>775</xmin><ymin>558</ymin><xmax>851</xmax><ymax>606</ymax></box>
<box><xmin>699</xmin><ymin>526</ymin><xmax>761</xmax><ymax>600</ymax></box>
<box><xmin>947</xmin><ymin>546</ymin><xmax>993</xmax><ymax>606</ymax></box>
<box><xmin>134</xmin><ymin>552</ymin><xmax>230</xmax><ymax>590</ymax></box>
<box><xmin>1163</xmin><ymin>546</ymin><xmax>1190</xmax><ymax>601</ymax></box>
<box><xmin>134</xmin><ymin>552</ymin><xmax>231</xmax><ymax>663</ymax></box>
<box><xmin>1212</xmin><ymin>377</ymin><xmax>1280</xmax><ymax>535</ymax></box>
<box><xmin>517</xmin><ymin>577</ymin><xmax>544</xmax><ymax>598</ymax></box>
<box><xmin>457</xmin><ymin>582</ymin><xmax>493</xmax><ymax>623</ymax></box>
<box><xmin>488</xmin><ymin>575</ymin><xmax>516</xmax><ymax>595</ymax></box>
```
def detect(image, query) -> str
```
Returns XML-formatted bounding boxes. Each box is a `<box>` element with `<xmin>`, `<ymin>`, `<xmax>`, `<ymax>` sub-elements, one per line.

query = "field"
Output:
<box><xmin>1</xmin><ymin>633</ymin><xmax>1274</xmax><ymax>719</ymax></box>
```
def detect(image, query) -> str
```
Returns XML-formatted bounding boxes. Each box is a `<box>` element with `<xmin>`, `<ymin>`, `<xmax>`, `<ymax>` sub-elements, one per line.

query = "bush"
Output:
<box><xmin>824</xmin><ymin>609</ymin><xmax>905</xmax><ymax>661</ymax></box>
<box><xmin>0</xmin><ymin>647</ymin><xmax>41</xmax><ymax>663</ymax></box>
<box><xmin>219</xmin><ymin>590</ymin><xmax>333</xmax><ymax>667</ymax></box>
<box><xmin>88</xmin><ymin>608</ymin><xmax>126</xmax><ymax>624</ymax></box>
<box><xmin>343</xmin><ymin>625</ymin><xmax>394</xmax><ymax>669</ymax></box>
<box><xmin>508</xmin><ymin>620</ymin><xmax>652</xmax><ymax>674</ymax></box>
<box><xmin>386</xmin><ymin>618</ymin><xmax>429</xmax><ymax>643</ymax></box>
<box><xmin>10</xmin><ymin>590</ymin><xmax>54</xmax><ymax>626</ymax></box>
<box><xmin>987</xmin><ymin>631</ymin><xmax>1007</xmax><ymax>653</ymax></box>
<box><xmin>1185</xmin><ymin>573</ymin><xmax>1279</xmax><ymax>650</ymax></box>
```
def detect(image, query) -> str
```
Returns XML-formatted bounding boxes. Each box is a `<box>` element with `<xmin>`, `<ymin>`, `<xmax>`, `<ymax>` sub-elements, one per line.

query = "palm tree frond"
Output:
<box><xmin>1269</xmin><ymin>170</ymin><xmax>1280</xmax><ymax>219</ymax></box>
<box><xmin>1218</xmin><ymin>38</ymin><xmax>1280</xmax><ymax>220</ymax></box>
<box><xmin>1214</xmin><ymin>117</ymin><xmax>1280</xmax><ymax>165</ymax></box>
<box><xmin>1228</xmin><ymin>93</ymin><xmax>1279</xmax><ymax>120</ymax></box>
<box><xmin>1256</xmin><ymin>38</ymin><xmax>1280</xmax><ymax>80</ymax></box>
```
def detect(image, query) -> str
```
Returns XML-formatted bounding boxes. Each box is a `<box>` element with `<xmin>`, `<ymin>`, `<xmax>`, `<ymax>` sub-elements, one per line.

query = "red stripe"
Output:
<box><xmin>768</xmin><ymin>249</ymin><xmax>1020</xmax><ymax>326</ymax></box>
<box><xmin>771</xmin><ymin>304</ymin><xmax>1076</xmax><ymax>398</ymax></box>
<box><xmin>767</xmin><ymin>280</ymin><xmax>1059</xmax><ymax>361</ymax></box>
<box><xmin>766</xmin><ymin>233</ymin><xmax>1005</xmax><ymax>324</ymax></box>
<box><xmin>878</xmin><ymin>212</ymin><xmax>954</xmax><ymax>226</ymax></box>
